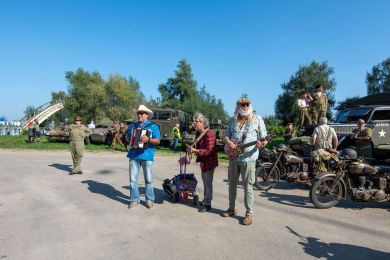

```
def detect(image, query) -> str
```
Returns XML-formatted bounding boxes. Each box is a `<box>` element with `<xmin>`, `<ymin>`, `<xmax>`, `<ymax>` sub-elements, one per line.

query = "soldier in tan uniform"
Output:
<box><xmin>111</xmin><ymin>122</ymin><xmax>128</xmax><ymax>151</ymax></box>
<box><xmin>65</xmin><ymin>116</ymin><xmax>92</xmax><ymax>175</ymax></box>
<box><xmin>311</xmin><ymin>85</ymin><xmax>328</xmax><ymax>124</ymax></box>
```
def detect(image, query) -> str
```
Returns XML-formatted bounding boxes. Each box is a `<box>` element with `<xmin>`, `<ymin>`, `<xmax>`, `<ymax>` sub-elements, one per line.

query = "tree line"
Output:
<box><xmin>24</xmin><ymin>57</ymin><xmax>390</xmax><ymax>129</ymax></box>
<box><xmin>25</xmin><ymin>59</ymin><xmax>228</xmax><ymax>126</ymax></box>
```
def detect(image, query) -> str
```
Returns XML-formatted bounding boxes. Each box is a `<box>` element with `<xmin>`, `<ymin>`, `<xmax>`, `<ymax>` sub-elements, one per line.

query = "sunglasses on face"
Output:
<box><xmin>240</xmin><ymin>103</ymin><xmax>250</xmax><ymax>107</ymax></box>
<box><xmin>358</xmin><ymin>122</ymin><xmax>364</xmax><ymax>124</ymax></box>
<box><xmin>137</xmin><ymin>112</ymin><xmax>147</xmax><ymax>115</ymax></box>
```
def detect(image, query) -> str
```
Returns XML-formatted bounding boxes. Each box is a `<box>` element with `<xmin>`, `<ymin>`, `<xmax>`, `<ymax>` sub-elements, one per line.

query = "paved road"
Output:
<box><xmin>0</xmin><ymin>149</ymin><xmax>389</xmax><ymax>260</ymax></box>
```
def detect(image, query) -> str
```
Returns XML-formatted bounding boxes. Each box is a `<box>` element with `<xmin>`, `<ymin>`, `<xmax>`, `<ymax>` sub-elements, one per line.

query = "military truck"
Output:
<box><xmin>150</xmin><ymin>108</ymin><xmax>191</xmax><ymax>146</ymax></box>
<box><xmin>209</xmin><ymin>118</ymin><xmax>226</xmax><ymax>151</ymax></box>
<box><xmin>330</xmin><ymin>105</ymin><xmax>390</xmax><ymax>159</ymax></box>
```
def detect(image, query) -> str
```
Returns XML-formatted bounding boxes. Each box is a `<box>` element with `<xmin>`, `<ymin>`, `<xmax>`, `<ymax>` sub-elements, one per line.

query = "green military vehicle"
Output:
<box><xmin>150</xmin><ymin>108</ymin><xmax>226</xmax><ymax>149</ymax></box>
<box><xmin>330</xmin><ymin>104</ymin><xmax>390</xmax><ymax>160</ymax></box>
<box><xmin>150</xmin><ymin>108</ymin><xmax>192</xmax><ymax>146</ymax></box>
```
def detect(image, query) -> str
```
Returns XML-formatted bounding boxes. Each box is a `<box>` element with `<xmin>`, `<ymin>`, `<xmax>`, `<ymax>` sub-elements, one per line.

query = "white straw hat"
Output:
<box><xmin>137</xmin><ymin>105</ymin><xmax>153</xmax><ymax>116</ymax></box>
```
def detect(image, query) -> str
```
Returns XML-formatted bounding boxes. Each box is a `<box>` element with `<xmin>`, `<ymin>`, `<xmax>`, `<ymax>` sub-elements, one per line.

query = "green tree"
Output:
<box><xmin>159</xmin><ymin>59</ymin><xmax>228</xmax><ymax>121</ymax></box>
<box><xmin>366</xmin><ymin>57</ymin><xmax>390</xmax><ymax>95</ymax></box>
<box><xmin>105</xmin><ymin>75</ymin><xmax>144</xmax><ymax>121</ymax></box>
<box><xmin>65</xmin><ymin>68</ymin><xmax>107</xmax><ymax>122</ymax></box>
<box><xmin>24</xmin><ymin>105</ymin><xmax>38</xmax><ymax>119</ymax></box>
<box><xmin>49</xmin><ymin>91</ymin><xmax>68</xmax><ymax>125</ymax></box>
<box><xmin>159</xmin><ymin>59</ymin><xmax>198</xmax><ymax>110</ymax></box>
<box><xmin>51</xmin><ymin>91</ymin><xmax>66</xmax><ymax>104</ymax></box>
<box><xmin>275</xmin><ymin>61</ymin><xmax>336</xmax><ymax>124</ymax></box>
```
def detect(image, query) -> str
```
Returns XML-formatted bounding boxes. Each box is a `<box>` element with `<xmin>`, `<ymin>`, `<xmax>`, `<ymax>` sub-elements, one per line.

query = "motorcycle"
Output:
<box><xmin>255</xmin><ymin>143</ymin><xmax>317</xmax><ymax>191</ymax></box>
<box><xmin>309</xmin><ymin>148</ymin><xmax>390</xmax><ymax>209</ymax></box>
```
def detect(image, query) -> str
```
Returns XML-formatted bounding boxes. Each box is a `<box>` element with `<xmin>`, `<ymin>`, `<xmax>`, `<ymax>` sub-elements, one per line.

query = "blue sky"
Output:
<box><xmin>1</xmin><ymin>0</ymin><xmax>389</xmax><ymax>121</ymax></box>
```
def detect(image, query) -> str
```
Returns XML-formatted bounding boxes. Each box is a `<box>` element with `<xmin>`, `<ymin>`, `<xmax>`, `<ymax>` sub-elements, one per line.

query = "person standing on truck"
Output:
<box><xmin>297</xmin><ymin>92</ymin><xmax>313</xmax><ymax>129</ymax></box>
<box><xmin>311</xmin><ymin>85</ymin><xmax>328</xmax><ymax>124</ymax></box>
<box><xmin>171</xmin><ymin>123</ymin><xmax>181</xmax><ymax>151</ymax></box>
<box><xmin>351</xmin><ymin>119</ymin><xmax>373</xmax><ymax>160</ymax></box>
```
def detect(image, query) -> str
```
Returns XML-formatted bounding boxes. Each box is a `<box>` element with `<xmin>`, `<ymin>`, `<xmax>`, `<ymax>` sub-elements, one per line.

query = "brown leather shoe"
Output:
<box><xmin>242</xmin><ymin>214</ymin><xmax>253</xmax><ymax>225</ymax></box>
<box><xmin>221</xmin><ymin>209</ymin><xmax>237</xmax><ymax>217</ymax></box>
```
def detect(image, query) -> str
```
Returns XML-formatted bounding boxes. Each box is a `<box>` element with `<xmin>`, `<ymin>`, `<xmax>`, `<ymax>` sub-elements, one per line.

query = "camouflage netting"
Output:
<box><xmin>288</xmin><ymin>136</ymin><xmax>311</xmax><ymax>145</ymax></box>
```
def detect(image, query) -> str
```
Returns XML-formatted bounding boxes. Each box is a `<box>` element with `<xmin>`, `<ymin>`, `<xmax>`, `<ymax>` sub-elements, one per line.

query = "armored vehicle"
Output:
<box><xmin>47</xmin><ymin>127</ymin><xmax>69</xmax><ymax>142</ymax></box>
<box><xmin>89</xmin><ymin>124</ymin><xmax>113</xmax><ymax>144</ymax></box>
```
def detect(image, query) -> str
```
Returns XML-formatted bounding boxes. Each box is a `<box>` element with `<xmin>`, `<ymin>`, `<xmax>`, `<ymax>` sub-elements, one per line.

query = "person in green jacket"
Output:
<box><xmin>65</xmin><ymin>116</ymin><xmax>92</xmax><ymax>175</ymax></box>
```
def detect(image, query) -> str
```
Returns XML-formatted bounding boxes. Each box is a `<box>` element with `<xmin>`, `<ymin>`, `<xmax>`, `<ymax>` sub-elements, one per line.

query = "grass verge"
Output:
<box><xmin>0</xmin><ymin>135</ymin><xmax>284</xmax><ymax>164</ymax></box>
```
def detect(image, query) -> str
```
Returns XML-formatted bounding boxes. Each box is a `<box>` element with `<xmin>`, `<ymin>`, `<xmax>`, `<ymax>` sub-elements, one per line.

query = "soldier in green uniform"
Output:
<box><xmin>351</xmin><ymin>119</ymin><xmax>373</xmax><ymax>161</ymax></box>
<box><xmin>284</xmin><ymin>123</ymin><xmax>296</xmax><ymax>144</ymax></box>
<box><xmin>65</xmin><ymin>116</ymin><xmax>92</xmax><ymax>175</ymax></box>
<box><xmin>311</xmin><ymin>85</ymin><xmax>328</xmax><ymax>124</ymax></box>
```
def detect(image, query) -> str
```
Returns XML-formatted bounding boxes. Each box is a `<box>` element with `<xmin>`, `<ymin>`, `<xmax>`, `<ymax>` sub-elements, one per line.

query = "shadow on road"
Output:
<box><xmin>260</xmin><ymin>191</ymin><xmax>313</xmax><ymax>208</ymax></box>
<box><xmin>286</xmin><ymin>226</ymin><xmax>390</xmax><ymax>259</ymax></box>
<box><xmin>82</xmin><ymin>180</ymin><xmax>129</xmax><ymax>205</ymax></box>
<box><xmin>97</xmin><ymin>169</ymin><xmax>114</xmax><ymax>174</ymax></box>
<box><xmin>265</xmin><ymin>181</ymin><xmax>310</xmax><ymax>191</ymax></box>
<box><xmin>48</xmin><ymin>163</ymin><xmax>72</xmax><ymax>173</ymax></box>
<box><xmin>261</xmin><ymin>188</ymin><xmax>390</xmax><ymax>210</ymax></box>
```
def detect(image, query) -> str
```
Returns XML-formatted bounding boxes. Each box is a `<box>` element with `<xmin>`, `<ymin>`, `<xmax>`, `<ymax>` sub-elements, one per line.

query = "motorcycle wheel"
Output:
<box><xmin>310</xmin><ymin>176</ymin><xmax>343</xmax><ymax>209</ymax></box>
<box><xmin>255</xmin><ymin>164</ymin><xmax>280</xmax><ymax>191</ymax></box>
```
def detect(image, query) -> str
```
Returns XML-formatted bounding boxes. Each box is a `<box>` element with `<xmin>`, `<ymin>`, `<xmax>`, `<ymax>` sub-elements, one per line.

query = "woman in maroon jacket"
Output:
<box><xmin>190</xmin><ymin>112</ymin><xmax>218</xmax><ymax>213</ymax></box>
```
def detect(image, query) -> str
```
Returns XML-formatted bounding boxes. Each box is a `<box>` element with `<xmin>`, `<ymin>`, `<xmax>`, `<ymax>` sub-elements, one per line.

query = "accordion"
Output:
<box><xmin>129</xmin><ymin>128</ymin><xmax>151</xmax><ymax>149</ymax></box>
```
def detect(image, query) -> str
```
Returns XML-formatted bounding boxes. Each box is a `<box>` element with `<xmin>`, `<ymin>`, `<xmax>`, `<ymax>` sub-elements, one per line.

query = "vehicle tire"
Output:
<box><xmin>309</xmin><ymin>176</ymin><xmax>343</xmax><ymax>209</ymax></box>
<box><xmin>255</xmin><ymin>164</ymin><xmax>280</xmax><ymax>191</ymax></box>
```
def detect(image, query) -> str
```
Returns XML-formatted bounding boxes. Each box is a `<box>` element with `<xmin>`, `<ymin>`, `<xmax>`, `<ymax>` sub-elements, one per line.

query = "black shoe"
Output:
<box><xmin>77</xmin><ymin>171</ymin><xmax>83</xmax><ymax>174</ymax></box>
<box><xmin>69</xmin><ymin>172</ymin><xmax>76</xmax><ymax>175</ymax></box>
<box><xmin>198</xmin><ymin>205</ymin><xmax>211</xmax><ymax>213</ymax></box>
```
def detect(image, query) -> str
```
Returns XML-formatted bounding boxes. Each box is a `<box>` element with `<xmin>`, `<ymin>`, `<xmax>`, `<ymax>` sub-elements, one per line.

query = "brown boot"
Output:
<box><xmin>221</xmin><ymin>209</ymin><xmax>237</xmax><ymax>217</ymax></box>
<box><xmin>242</xmin><ymin>214</ymin><xmax>253</xmax><ymax>225</ymax></box>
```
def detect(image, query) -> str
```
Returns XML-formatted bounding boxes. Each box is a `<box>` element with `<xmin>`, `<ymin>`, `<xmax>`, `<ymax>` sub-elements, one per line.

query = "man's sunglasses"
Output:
<box><xmin>240</xmin><ymin>103</ymin><xmax>250</xmax><ymax>107</ymax></box>
<box><xmin>137</xmin><ymin>111</ymin><xmax>148</xmax><ymax>115</ymax></box>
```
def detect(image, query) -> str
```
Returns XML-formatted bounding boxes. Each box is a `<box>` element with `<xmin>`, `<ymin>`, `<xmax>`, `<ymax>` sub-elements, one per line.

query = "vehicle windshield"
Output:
<box><xmin>336</xmin><ymin>108</ymin><xmax>371</xmax><ymax>123</ymax></box>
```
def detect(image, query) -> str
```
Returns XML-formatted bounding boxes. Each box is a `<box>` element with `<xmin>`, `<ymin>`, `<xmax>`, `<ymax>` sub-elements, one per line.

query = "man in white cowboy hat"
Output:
<box><xmin>125</xmin><ymin>105</ymin><xmax>161</xmax><ymax>209</ymax></box>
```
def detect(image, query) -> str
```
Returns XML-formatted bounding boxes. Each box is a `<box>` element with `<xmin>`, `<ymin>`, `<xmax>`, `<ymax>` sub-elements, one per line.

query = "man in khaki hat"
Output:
<box><xmin>125</xmin><ymin>105</ymin><xmax>161</xmax><ymax>209</ymax></box>
<box><xmin>65</xmin><ymin>116</ymin><xmax>92</xmax><ymax>175</ymax></box>
<box><xmin>222</xmin><ymin>97</ymin><xmax>268</xmax><ymax>225</ymax></box>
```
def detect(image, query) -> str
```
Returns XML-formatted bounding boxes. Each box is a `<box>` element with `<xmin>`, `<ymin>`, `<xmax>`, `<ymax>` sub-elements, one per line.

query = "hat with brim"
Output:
<box><xmin>236</xmin><ymin>97</ymin><xmax>251</xmax><ymax>105</ymax></box>
<box><xmin>74</xmin><ymin>116</ymin><xmax>82</xmax><ymax>122</ymax></box>
<box><xmin>137</xmin><ymin>105</ymin><xmax>153</xmax><ymax>116</ymax></box>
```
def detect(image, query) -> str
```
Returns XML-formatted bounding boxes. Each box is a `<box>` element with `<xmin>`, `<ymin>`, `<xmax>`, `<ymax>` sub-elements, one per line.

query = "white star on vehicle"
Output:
<box><xmin>378</xmin><ymin>129</ymin><xmax>386</xmax><ymax>138</ymax></box>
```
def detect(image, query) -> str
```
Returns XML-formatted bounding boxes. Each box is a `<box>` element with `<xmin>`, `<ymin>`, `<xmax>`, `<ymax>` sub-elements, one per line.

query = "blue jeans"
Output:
<box><xmin>172</xmin><ymin>138</ymin><xmax>179</xmax><ymax>151</ymax></box>
<box><xmin>129</xmin><ymin>159</ymin><xmax>154</xmax><ymax>203</ymax></box>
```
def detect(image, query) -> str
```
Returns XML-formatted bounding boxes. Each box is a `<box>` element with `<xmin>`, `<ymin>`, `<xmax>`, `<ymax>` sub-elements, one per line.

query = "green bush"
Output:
<box><xmin>266</xmin><ymin>124</ymin><xmax>285</xmax><ymax>138</ymax></box>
